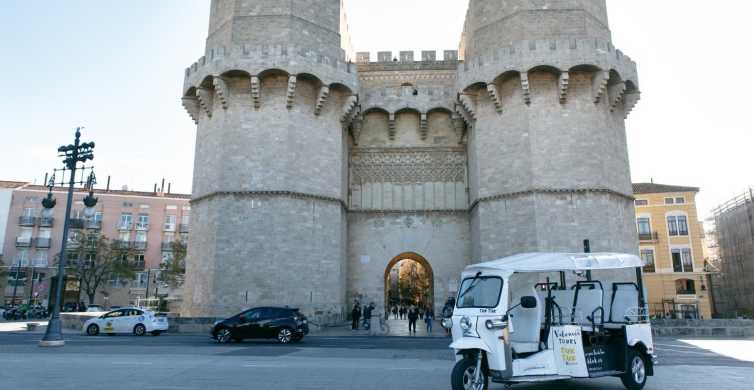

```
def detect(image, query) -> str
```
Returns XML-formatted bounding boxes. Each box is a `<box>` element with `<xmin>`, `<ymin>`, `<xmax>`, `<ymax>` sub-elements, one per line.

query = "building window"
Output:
<box><xmin>83</xmin><ymin>253</ymin><xmax>96</xmax><ymax>268</ymax></box>
<box><xmin>640</xmin><ymin>249</ymin><xmax>655</xmax><ymax>273</ymax></box>
<box><xmin>134</xmin><ymin>254</ymin><xmax>145</xmax><ymax>269</ymax></box>
<box><xmin>33</xmin><ymin>251</ymin><xmax>48</xmax><ymax>267</ymax></box>
<box><xmin>634</xmin><ymin>199</ymin><xmax>648</xmax><ymax>206</ymax></box>
<box><xmin>136</xmin><ymin>214</ymin><xmax>149</xmax><ymax>230</ymax></box>
<box><xmin>119</xmin><ymin>213</ymin><xmax>133</xmax><ymax>230</ymax></box>
<box><xmin>665</xmin><ymin>197</ymin><xmax>675</xmax><ymax>205</ymax></box>
<box><xmin>667</xmin><ymin>215</ymin><xmax>689</xmax><ymax>236</ymax></box>
<box><xmin>22</xmin><ymin>207</ymin><xmax>36</xmax><ymax>217</ymax></box>
<box><xmin>161</xmin><ymin>251</ymin><xmax>174</xmax><ymax>263</ymax></box>
<box><xmin>38</xmin><ymin>228</ymin><xmax>52</xmax><ymax>239</ymax></box>
<box><xmin>675</xmin><ymin>197</ymin><xmax>686</xmax><ymax>204</ymax></box>
<box><xmin>675</xmin><ymin>279</ymin><xmax>696</xmax><ymax>295</ymax></box>
<box><xmin>164</xmin><ymin>215</ymin><xmax>177</xmax><ymax>231</ymax></box>
<box><xmin>671</xmin><ymin>248</ymin><xmax>693</xmax><ymax>272</ymax></box>
<box><xmin>637</xmin><ymin>217</ymin><xmax>651</xmax><ymax>236</ymax></box>
<box><xmin>15</xmin><ymin>249</ymin><xmax>30</xmax><ymax>267</ymax></box>
<box><xmin>8</xmin><ymin>271</ymin><xmax>27</xmax><ymax>287</ymax></box>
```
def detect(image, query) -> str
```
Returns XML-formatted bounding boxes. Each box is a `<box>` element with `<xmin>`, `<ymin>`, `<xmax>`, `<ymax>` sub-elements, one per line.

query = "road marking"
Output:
<box><xmin>655</xmin><ymin>343</ymin><xmax>702</xmax><ymax>349</ymax></box>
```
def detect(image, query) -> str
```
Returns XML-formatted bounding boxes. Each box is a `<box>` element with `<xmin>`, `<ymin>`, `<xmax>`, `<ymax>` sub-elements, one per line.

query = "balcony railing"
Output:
<box><xmin>15</xmin><ymin>237</ymin><xmax>32</xmax><ymax>247</ymax></box>
<box><xmin>113</xmin><ymin>240</ymin><xmax>132</xmax><ymax>250</ymax></box>
<box><xmin>34</xmin><ymin>238</ymin><xmax>52</xmax><ymax>248</ymax></box>
<box><xmin>161</xmin><ymin>242</ymin><xmax>173</xmax><ymax>251</ymax></box>
<box><xmin>39</xmin><ymin>217</ymin><xmax>54</xmax><ymax>227</ymax></box>
<box><xmin>86</xmin><ymin>220</ymin><xmax>102</xmax><ymax>230</ymax></box>
<box><xmin>179</xmin><ymin>224</ymin><xmax>190</xmax><ymax>233</ymax></box>
<box><xmin>69</xmin><ymin>218</ymin><xmax>85</xmax><ymax>229</ymax></box>
<box><xmin>163</xmin><ymin>224</ymin><xmax>176</xmax><ymax>232</ymax></box>
<box><xmin>135</xmin><ymin>223</ymin><xmax>150</xmax><ymax>231</ymax></box>
<box><xmin>117</xmin><ymin>222</ymin><xmax>132</xmax><ymax>231</ymax></box>
<box><xmin>638</xmin><ymin>232</ymin><xmax>659</xmax><ymax>242</ymax></box>
<box><xmin>18</xmin><ymin>216</ymin><xmax>36</xmax><ymax>226</ymax></box>
<box><xmin>133</xmin><ymin>241</ymin><xmax>148</xmax><ymax>251</ymax></box>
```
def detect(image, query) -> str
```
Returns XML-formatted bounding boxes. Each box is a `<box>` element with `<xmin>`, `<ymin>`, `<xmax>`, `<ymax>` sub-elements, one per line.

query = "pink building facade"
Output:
<box><xmin>1</xmin><ymin>182</ymin><xmax>190</xmax><ymax>308</ymax></box>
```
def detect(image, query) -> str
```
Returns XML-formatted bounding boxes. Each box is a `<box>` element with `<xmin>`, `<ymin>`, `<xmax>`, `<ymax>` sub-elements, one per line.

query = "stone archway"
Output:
<box><xmin>384</xmin><ymin>252</ymin><xmax>435</xmax><ymax>313</ymax></box>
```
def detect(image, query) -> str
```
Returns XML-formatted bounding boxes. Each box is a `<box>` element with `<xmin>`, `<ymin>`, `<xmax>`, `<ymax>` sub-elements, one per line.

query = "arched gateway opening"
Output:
<box><xmin>384</xmin><ymin>253</ymin><xmax>434</xmax><ymax>312</ymax></box>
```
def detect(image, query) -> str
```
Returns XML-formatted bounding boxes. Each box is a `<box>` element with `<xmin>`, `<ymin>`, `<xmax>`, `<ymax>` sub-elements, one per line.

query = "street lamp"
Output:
<box><xmin>39</xmin><ymin>127</ymin><xmax>97</xmax><ymax>348</ymax></box>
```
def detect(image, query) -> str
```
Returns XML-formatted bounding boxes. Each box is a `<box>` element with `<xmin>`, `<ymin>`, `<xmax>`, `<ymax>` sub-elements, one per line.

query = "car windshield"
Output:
<box><xmin>457</xmin><ymin>276</ymin><xmax>503</xmax><ymax>308</ymax></box>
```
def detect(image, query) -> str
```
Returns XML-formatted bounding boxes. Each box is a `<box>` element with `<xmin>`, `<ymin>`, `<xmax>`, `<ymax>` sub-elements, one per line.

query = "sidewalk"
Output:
<box><xmin>0</xmin><ymin>321</ymin><xmax>78</xmax><ymax>334</ymax></box>
<box><xmin>313</xmin><ymin>318</ymin><xmax>449</xmax><ymax>338</ymax></box>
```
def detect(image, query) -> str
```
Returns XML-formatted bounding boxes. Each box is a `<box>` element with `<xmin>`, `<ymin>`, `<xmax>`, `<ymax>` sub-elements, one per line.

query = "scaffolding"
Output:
<box><xmin>712</xmin><ymin>188</ymin><xmax>754</xmax><ymax>317</ymax></box>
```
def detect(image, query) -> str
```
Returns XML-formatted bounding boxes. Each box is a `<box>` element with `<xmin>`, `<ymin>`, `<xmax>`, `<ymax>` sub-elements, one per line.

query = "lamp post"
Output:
<box><xmin>39</xmin><ymin>127</ymin><xmax>97</xmax><ymax>347</ymax></box>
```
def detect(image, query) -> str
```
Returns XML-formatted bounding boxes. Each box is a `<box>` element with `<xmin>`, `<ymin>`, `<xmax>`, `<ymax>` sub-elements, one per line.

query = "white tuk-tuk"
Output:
<box><xmin>443</xmin><ymin>253</ymin><xmax>657</xmax><ymax>390</ymax></box>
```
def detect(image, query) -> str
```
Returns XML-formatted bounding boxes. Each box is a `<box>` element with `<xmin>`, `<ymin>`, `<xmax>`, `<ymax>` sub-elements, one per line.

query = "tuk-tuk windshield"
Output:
<box><xmin>457</xmin><ymin>276</ymin><xmax>503</xmax><ymax>308</ymax></box>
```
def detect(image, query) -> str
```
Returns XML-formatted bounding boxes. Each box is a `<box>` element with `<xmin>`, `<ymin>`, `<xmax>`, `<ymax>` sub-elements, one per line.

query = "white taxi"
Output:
<box><xmin>82</xmin><ymin>307</ymin><xmax>169</xmax><ymax>336</ymax></box>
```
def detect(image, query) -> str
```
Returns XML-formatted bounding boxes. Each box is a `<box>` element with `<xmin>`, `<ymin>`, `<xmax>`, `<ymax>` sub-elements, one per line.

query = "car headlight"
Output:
<box><xmin>460</xmin><ymin>316</ymin><xmax>472</xmax><ymax>332</ymax></box>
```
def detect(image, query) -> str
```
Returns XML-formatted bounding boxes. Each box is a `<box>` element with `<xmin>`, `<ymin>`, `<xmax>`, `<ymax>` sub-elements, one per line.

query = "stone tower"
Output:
<box><xmin>180</xmin><ymin>0</ymin><xmax>358</xmax><ymax>317</ymax></box>
<box><xmin>181</xmin><ymin>0</ymin><xmax>640</xmax><ymax>319</ymax></box>
<box><xmin>458</xmin><ymin>0</ymin><xmax>640</xmax><ymax>261</ymax></box>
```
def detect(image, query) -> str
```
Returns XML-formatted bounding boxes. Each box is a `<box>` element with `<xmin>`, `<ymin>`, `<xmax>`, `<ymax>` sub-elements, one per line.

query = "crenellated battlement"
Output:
<box><xmin>183</xmin><ymin>44</ymin><xmax>359</xmax><ymax>95</ymax></box>
<box><xmin>458</xmin><ymin>38</ymin><xmax>639</xmax><ymax>91</ymax></box>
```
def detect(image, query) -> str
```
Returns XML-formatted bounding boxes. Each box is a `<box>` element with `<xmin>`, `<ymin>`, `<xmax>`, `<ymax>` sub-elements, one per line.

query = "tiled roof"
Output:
<box><xmin>0</xmin><ymin>180</ymin><xmax>28</xmax><ymax>189</ymax></box>
<box><xmin>3</xmin><ymin>181</ymin><xmax>191</xmax><ymax>199</ymax></box>
<box><xmin>632</xmin><ymin>182</ymin><xmax>699</xmax><ymax>195</ymax></box>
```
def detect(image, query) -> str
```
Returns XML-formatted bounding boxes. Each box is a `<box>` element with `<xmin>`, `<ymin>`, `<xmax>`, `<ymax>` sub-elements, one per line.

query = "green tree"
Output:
<box><xmin>158</xmin><ymin>240</ymin><xmax>186</xmax><ymax>288</ymax></box>
<box><xmin>63</xmin><ymin>231</ymin><xmax>136</xmax><ymax>305</ymax></box>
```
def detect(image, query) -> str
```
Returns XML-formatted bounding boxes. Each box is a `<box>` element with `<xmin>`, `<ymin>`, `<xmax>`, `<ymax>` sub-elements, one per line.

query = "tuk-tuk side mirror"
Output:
<box><xmin>521</xmin><ymin>296</ymin><xmax>537</xmax><ymax>309</ymax></box>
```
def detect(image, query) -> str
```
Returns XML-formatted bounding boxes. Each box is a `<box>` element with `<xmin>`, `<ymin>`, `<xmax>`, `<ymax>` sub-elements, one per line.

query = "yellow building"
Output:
<box><xmin>633</xmin><ymin>183</ymin><xmax>713</xmax><ymax>319</ymax></box>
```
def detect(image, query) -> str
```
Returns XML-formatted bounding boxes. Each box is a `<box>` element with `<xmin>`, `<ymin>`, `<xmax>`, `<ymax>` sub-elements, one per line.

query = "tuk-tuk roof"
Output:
<box><xmin>465</xmin><ymin>253</ymin><xmax>644</xmax><ymax>275</ymax></box>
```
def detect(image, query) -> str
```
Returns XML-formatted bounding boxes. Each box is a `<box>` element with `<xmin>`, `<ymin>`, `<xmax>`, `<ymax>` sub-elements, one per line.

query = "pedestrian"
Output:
<box><xmin>351</xmin><ymin>303</ymin><xmax>361</xmax><ymax>330</ymax></box>
<box><xmin>399</xmin><ymin>306</ymin><xmax>404</xmax><ymax>320</ymax></box>
<box><xmin>392</xmin><ymin>305</ymin><xmax>398</xmax><ymax>320</ymax></box>
<box><xmin>408</xmin><ymin>306</ymin><xmax>419</xmax><ymax>335</ymax></box>
<box><xmin>425</xmin><ymin>307</ymin><xmax>434</xmax><ymax>334</ymax></box>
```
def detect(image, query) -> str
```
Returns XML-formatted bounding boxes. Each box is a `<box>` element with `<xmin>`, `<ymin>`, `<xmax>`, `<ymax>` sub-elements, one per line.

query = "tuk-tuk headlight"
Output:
<box><xmin>441</xmin><ymin>318</ymin><xmax>452</xmax><ymax>330</ymax></box>
<box><xmin>460</xmin><ymin>316</ymin><xmax>472</xmax><ymax>332</ymax></box>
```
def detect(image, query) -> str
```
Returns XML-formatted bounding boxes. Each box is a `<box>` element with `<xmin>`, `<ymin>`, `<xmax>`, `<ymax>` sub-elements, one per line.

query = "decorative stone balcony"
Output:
<box><xmin>15</xmin><ymin>237</ymin><xmax>32</xmax><ymax>247</ymax></box>
<box><xmin>639</xmin><ymin>232</ymin><xmax>659</xmax><ymax>243</ymax></box>
<box><xmin>18</xmin><ymin>216</ymin><xmax>36</xmax><ymax>226</ymax></box>
<box><xmin>33</xmin><ymin>238</ymin><xmax>52</xmax><ymax>248</ymax></box>
<box><xmin>38</xmin><ymin>217</ymin><xmax>54</xmax><ymax>227</ymax></box>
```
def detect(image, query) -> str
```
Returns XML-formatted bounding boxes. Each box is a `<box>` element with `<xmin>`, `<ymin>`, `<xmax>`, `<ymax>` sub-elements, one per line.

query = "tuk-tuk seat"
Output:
<box><xmin>606</xmin><ymin>283</ymin><xmax>640</xmax><ymax>324</ymax></box>
<box><xmin>510</xmin><ymin>287</ymin><xmax>544</xmax><ymax>354</ymax></box>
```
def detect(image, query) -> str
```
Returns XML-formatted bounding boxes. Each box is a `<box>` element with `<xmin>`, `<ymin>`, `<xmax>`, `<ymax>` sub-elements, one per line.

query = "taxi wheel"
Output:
<box><xmin>133</xmin><ymin>324</ymin><xmax>147</xmax><ymax>337</ymax></box>
<box><xmin>621</xmin><ymin>349</ymin><xmax>648</xmax><ymax>390</ymax></box>
<box><xmin>86</xmin><ymin>324</ymin><xmax>100</xmax><ymax>336</ymax></box>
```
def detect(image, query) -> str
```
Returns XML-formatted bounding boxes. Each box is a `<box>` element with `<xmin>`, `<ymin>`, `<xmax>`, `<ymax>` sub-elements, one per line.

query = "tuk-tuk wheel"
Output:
<box><xmin>621</xmin><ymin>348</ymin><xmax>647</xmax><ymax>390</ymax></box>
<box><xmin>451</xmin><ymin>356</ymin><xmax>489</xmax><ymax>390</ymax></box>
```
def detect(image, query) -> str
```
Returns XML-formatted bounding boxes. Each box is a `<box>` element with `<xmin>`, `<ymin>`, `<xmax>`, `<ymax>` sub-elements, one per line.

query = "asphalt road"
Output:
<box><xmin>0</xmin><ymin>333</ymin><xmax>752</xmax><ymax>390</ymax></box>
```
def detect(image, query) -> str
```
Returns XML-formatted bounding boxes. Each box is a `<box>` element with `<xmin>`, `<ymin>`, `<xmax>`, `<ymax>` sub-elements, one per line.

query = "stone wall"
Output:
<box><xmin>347</xmin><ymin>212</ymin><xmax>471</xmax><ymax>314</ymax></box>
<box><xmin>652</xmin><ymin>319</ymin><xmax>754</xmax><ymax>338</ymax></box>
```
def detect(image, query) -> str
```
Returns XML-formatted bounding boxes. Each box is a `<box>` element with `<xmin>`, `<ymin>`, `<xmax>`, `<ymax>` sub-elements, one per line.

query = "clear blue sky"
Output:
<box><xmin>1</xmin><ymin>1</ymin><xmax>752</xmax><ymax>218</ymax></box>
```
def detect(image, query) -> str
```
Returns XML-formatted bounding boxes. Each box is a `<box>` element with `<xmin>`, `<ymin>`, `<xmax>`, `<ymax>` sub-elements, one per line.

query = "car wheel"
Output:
<box><xmin>621</xmin><ymin>348</ymin><xmax>648</xmax><ymax>390</ymax></box>
<box><xmin>133</xmin><ymin>324</ymin><xmax>147</xmax><ymax>337</ymax></box>
<box><xmin>216</xmin><ymin>328</ymin><xmax>233</xmax><ymax>344</ymax></box>
<box><xmin>86</xmin><ymin>324</ymin><xmax>100</xmax><ymax>336</ymax></box>
<box><xmin>277</xmin><ymin>328</ymin><xmax>293</xmax><ymax>344</ymax></box>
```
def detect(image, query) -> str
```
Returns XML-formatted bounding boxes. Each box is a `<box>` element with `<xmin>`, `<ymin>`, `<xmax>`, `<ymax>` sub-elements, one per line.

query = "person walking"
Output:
<box><xmin>408</xmin><ymin>306</ymin><xmax>419</xmax><ymax>335</ymax></box>
<box><xmin>425</xmin><ymin>307</ymin><xmax>434</xmax><ymax>335</ymax></box>
<box><xmin>351</xmin><ymin>303</ymin><xmax>361</xmax><ymax>330</ymax></box>
<box><xmin>392</xmin><ymin>305</ymin><xmax>398</xmax><ymax>320</ymax></box>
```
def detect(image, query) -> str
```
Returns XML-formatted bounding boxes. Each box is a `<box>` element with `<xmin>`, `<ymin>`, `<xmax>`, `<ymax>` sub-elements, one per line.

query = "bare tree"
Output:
<box><xmin>0</xmin><ymin>263</ymin><xmax>8</xmax><ymax>293</ymax></box>
<box><xmin>63</xmin><ymin>231</ymin><xmax>136</xmax><ymax>305</ymax></box>
<box><xmin>158</xmin><ymin>240</ymin><xmax>186</xmax><ymax>288</ymax></box>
